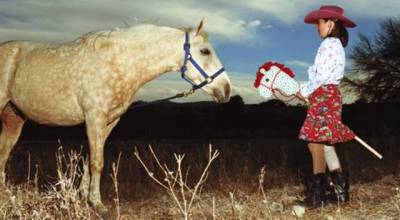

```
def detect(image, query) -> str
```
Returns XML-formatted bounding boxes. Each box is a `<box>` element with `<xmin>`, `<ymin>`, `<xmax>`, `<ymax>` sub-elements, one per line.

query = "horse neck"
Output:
<box><xmin>118</xmin><ymin>27</ymin><xmax>185</xmax><ymax>86</ymax></box>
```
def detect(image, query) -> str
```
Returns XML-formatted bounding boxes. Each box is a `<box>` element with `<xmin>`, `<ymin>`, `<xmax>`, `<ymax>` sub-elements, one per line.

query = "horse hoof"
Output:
<box><xmin>92</xmin><ymin>202</ymin><xmax>109</xmax><ymax>215</ymax></box>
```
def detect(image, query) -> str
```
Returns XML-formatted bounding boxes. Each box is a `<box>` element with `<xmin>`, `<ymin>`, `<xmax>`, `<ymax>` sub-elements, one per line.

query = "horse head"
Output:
<box><xmin>254</xmin><ymin>62</ymin><xmax>299</xmax><ymax>100</ymax></box>
<box><xmin>181</xmin><ymin>21</ymin><xmax>231</xmax><ymax>103</ymax></box>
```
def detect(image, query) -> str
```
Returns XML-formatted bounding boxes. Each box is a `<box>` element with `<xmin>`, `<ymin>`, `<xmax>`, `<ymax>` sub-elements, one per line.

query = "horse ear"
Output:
<box><xmin>196</xmin><ymin>20</ymin><xmax>204</xmax><ymax>36</ymax></box>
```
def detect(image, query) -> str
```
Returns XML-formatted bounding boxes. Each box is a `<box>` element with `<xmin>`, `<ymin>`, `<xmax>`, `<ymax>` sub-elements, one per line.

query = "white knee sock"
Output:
<box><xmin>324</xmin><ymin>145</ymin><xmax>341</xmax><ymax>171</ymax></box>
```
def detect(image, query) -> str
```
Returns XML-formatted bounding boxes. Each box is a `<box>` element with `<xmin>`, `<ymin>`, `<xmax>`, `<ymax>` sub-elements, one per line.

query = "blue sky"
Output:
<box><xmin>0</xmin><ymin>0</ymin><xmax>398</xmax><ymax>103</ymax></box>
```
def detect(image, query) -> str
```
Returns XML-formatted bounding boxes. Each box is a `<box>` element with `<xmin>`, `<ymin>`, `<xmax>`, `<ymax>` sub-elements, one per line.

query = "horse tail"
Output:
<box><xmin>0</xmin><ymin>41</ymin><xmax>22</xmax><ymax>108</ymax></box>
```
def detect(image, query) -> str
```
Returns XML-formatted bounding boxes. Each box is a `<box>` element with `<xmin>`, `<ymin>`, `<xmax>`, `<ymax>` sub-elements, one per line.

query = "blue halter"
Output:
<box><xmin>180</xmin><ymin>32</ymin><xmax>225</xmax><ymax>91</ymax></box>
<box><xmin>131</xmin><ymin>32</ymin><xmax>225</xmax><ymax>109</ymax></box>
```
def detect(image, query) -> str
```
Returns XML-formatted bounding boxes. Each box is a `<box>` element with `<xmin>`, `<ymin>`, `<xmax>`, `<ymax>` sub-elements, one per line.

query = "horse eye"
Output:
<box><xmin>200</xmin><ymin>48</ymin><xmax>211</xmax><ymax>56</ymax></box>
<box><xmin>265</xmin><ymin>78</ymin><xmax>270</xmax><ymax>82</ymax></box>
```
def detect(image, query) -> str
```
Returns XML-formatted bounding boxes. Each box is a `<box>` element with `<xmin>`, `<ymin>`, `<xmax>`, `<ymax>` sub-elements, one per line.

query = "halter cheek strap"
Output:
<box><xmin>180</xmin><ymin>32</ymin><xmax>225</xmax><ymax>91</ymax></box>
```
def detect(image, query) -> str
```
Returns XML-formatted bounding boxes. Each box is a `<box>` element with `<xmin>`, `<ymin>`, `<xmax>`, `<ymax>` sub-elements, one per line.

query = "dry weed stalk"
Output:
<box><xmin>258</xmin><ymin>166</ymin><xmax>267</xmax><ymax>201</ymax></box>
<box><xmin>258</xmin><ymin>166</ymin><xmax>272</xmax><ymax>217</ymax></box>
<box><xmin>212</xmin><ymin>196</ymin><xmax>216</xmax><ymax>220</ymax></box>
<box><xmin>78</xmin><ymin>155</ymin><xmax>90</xmax><ymax>201</ymax></box>
<box><xmin>229</xmin><ymin>192</ymin><xmax>235</xmax><ymax>218</ymax></box>
<box><xmin>111</xmin><ymin>153</ymin><xmax>122</xmax><ymax>220</ymax></box>
<box><xmin>134</xmin><ymin>144</ymin><xmax>219</xmax><ymax>220</ymax></box>
<box><xmin>26</xmin><ymin>153</ymin><xmax>31</xmax><ymax>188</ymax></box>
<box><xmin>33</xmin><ymin>164</ymin><xmax>39</xmax><ymax>194</ymax></box>
<box><xmin>0</xmin><ymin>145</ymin><xmax>100</xmax><ymax>219</ymax></box>
<box><xmin>24</xmin><ymin>153</ymin><xmax>39</xmax><ymax>194</ymax></box>
<box><xmin>47</xmin><ymin>146</ymin><xmax>91</xmax><ymax>218</ymax></box>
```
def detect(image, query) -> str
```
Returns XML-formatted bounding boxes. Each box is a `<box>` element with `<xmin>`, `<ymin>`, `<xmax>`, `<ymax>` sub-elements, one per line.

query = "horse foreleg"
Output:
<box><xmin>0</xmin><ymin>104</ymin><xmax>25</xmax><ymax>186</ymax></box>
<box><xmin>0</xmin><ymin>98</ymin><xmax>7</xmax><ymax>113</ymax></box>
<box><xmin>0</xmin><ymin>92</ymin><xmax>9</xmax><ymax>114</ymax></box>
<box><xmin>85</xmin><ymin>114</ymin><xmax>120</xmax><ymax>214</ymax></box>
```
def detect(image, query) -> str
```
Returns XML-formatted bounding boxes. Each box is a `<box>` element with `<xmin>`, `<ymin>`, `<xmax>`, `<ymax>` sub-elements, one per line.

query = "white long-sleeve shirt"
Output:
<box><xmin>300</xmin><ymin>37</ymin><xmax>345</xmax><ymax>97</ymax></box>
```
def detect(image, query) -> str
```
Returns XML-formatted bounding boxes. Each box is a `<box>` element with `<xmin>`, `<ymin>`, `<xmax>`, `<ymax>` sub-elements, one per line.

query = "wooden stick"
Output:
<box><xmin>354</xmin><ymin>136</ymin><xmax>383</xmax><ymax>159</ymax></box>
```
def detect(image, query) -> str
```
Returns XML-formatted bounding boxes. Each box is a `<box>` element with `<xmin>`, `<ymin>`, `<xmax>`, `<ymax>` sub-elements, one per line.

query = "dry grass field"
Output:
<box><xmin>0</xmin><ymin>140</ymin><xmax>399</xmax><ymax>220</ymax></box>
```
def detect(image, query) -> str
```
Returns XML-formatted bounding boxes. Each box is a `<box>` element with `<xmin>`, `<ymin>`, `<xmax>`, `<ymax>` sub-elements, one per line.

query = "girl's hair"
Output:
<box><xmin>325</xmin><ymin>19</ymin><xmax>349</xmax><ymax>47</ymax></box>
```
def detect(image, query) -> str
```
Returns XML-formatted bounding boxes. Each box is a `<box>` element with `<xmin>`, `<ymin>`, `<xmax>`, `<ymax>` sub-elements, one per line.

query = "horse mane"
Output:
<box><xmin>76</xmin><ymin>24</ymin><xmax>151</xmax><ymax>50</ymax></box>
<box><xmin>75</xmin><ymin>24</ymin><xmax>208</xmax><ymax>51</ymax></box>
<box><xmin>254</xmin><ymin>72</ymin><xmax>264</xmax><ymax>88</ymax></box>
<box><xmin>254</xmin><ymin>61</ymin><xmax>295</xmax><ymax>88</ymax></box>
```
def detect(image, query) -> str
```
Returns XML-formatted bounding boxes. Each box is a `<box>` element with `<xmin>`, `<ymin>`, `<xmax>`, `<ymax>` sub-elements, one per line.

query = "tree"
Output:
<box><xmin>344</xmin><ymin>17</ymin><xmax>400</xmax><ymax>102</ymax></box>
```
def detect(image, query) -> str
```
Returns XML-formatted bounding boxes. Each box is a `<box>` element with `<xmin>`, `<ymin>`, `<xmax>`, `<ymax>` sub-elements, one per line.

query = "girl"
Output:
<box><xmin>296</xmin><ymin>5</ymin><xmax>356</xmax><ymax>208</ymax></box>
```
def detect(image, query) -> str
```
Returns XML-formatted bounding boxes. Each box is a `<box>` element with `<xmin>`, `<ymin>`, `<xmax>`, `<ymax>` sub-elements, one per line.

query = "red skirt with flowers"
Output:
<box><xmin>299</xmin><ymin>84</ymin><xmax>355</xmax><ymax>144</ymax></box>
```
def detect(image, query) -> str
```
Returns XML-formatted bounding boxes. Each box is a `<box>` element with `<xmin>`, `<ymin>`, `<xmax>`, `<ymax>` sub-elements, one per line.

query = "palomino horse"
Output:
<box><xmin>0</xmin><ymin>21</ymin><xmax>231</xmax><ymax>212</ymax></box>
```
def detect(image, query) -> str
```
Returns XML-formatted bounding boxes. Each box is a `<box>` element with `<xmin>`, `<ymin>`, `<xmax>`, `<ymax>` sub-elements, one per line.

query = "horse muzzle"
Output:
<box><xmin>212</xmin><ymin>80</ymin><xmax>231</xmax><ymax>103</ymax></box>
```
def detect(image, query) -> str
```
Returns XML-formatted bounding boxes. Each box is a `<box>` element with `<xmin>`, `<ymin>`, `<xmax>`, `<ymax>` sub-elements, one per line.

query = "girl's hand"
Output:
<box><xmin>296</xmin><ymin>92</ymin><xmax>309</xmax><ymax>104</ymax></box>
<box><xmin>295</xmin><ymin>92</ymin><xmax>306</xmax><ymax>100</ymax></box>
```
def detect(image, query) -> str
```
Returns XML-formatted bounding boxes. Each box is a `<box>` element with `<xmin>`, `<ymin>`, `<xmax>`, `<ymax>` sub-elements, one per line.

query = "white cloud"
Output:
<box><xmin>0</xmin><ymin>28</ymin><xmax>74</xmax><ymax>44</ymax></box>
<box><xmin>1</xmin><ymin>0</ymin><xmax>398</xmax><ymax>46</ymax></box>
<box><xmin>224</xmin><ymin>0</ymin><xmax>311</xmax><ymax>24</ymax></box>
<box><xmin>0</xmin><ymin>0</ymin><xmax>262</xmax><ymax>44</ymax></box>
<box><xmin>225</xmin><ymin>0</ymin><xmax>400</xmax><ymax>24</ymax></box>
<box><xmin>286</xmin><ymin>60</ymin><xmax>311</xmax><ymax>69</ymax></box>
<box><xmin>248</xmin><ymin>20</ymin><xmax>262</xmax><ymax>28</ymax></box>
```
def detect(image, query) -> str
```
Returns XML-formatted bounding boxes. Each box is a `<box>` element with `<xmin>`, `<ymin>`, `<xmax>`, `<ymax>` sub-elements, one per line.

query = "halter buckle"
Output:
<box><xmin>184</xmin><ymin>43</ymin><xmax>190</xmax><ymax>50</ymax></box>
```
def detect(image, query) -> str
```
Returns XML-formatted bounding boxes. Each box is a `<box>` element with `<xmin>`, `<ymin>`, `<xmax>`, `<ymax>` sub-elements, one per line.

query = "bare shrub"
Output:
<box><xmin>134</xmin><ymin>144</ymin><xmax>219</xmax><ymax>220</ymax></box>
<box><xmin>111</xmin><ymin>152</ymin><xmax>122</xmax><ymax>220</ymax></box>
<box><xmin>0</xmin><ymin>145</ymin><xmax>100</xmax><ymax>219</ymax></box>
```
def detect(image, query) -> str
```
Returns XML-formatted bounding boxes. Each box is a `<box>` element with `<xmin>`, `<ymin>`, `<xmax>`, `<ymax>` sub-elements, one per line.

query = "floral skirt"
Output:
<box><xmin>299</xmin><ymin>84</ymin><xmax>355</xmax><ymax>144</ymax></box>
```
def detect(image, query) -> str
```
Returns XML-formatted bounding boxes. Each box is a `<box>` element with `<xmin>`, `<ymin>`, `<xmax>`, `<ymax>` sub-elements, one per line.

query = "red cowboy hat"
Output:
<box><xmin>304</xmin><ymin>5</ymin><xmax>356</xmax><ymax>28</ymax></box>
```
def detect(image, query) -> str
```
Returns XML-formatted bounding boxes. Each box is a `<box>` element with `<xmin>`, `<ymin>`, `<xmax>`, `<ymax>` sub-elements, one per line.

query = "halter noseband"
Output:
<box><xmin>180</xmin><ymin>32</ymin><xmax>225</xmax><ymax>91</ymax></box>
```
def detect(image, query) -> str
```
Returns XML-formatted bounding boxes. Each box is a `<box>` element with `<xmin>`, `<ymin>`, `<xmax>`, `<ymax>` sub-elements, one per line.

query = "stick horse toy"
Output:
<box><xmin>254</xmin><ymin>61</ymin><xmax>383</xmax><ymax>159</ymax></box>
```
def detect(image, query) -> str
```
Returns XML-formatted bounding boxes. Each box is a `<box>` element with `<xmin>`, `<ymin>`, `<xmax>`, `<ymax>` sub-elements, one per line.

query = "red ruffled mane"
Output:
<box><xmin>254</xmin><ymin>71</ymin><xmax>264</xmax><ymax>88</ymax></box>
<box><xmin>254</xmin><ymin>61</ymin><xmax>295</xmax><ymax>88</ymax></box>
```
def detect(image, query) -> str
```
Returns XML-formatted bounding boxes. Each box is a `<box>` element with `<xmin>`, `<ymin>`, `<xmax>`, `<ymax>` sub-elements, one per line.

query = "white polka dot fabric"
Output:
<box><xmin>257</xmin><ymin>66</ymin><xmax>300</xmax><ymax>100</ymax></box>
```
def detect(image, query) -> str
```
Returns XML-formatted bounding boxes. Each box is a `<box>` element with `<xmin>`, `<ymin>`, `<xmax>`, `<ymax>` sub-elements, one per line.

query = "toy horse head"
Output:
<box><xmin>254</xmin><ymin>62</ymin><xmax>299</xmax><ymax>100</ymax></box>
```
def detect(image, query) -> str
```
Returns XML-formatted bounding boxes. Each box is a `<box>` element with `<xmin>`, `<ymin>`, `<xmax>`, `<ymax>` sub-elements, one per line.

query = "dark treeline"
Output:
<box><xmin>19</xmin><ymin>95</ymin><xmax>400</xmax><ymax>140</ymax></box>
<box><xmin>7</xmin><ymin>96</ymin><xmax>400</xmax><ymax>197</ymax></box>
